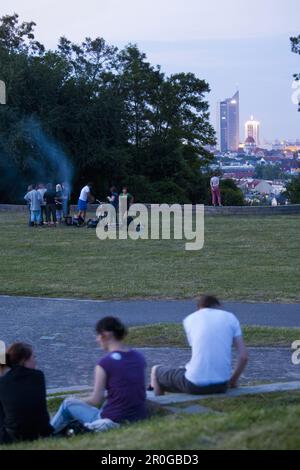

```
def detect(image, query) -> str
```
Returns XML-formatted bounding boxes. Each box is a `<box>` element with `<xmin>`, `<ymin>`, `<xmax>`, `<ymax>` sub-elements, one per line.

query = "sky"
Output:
<box><xmin>1</xmin><ymin>0</ymin><xmax>300</xmax><ymax>141</ymax></box>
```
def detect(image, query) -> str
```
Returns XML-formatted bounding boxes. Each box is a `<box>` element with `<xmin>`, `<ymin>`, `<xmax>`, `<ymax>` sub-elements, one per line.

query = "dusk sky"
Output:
<box><xmin>1</xmin><ymin>0</ymin><xmax>300</xmax><ymax>142</ymax></box>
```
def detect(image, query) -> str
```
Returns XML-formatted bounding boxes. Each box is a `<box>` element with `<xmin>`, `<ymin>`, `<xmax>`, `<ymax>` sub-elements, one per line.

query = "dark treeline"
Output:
<box><xmin>0</xmin><ymin>13</ymin><xmax>217</xmax><ymax>204</ymax></box>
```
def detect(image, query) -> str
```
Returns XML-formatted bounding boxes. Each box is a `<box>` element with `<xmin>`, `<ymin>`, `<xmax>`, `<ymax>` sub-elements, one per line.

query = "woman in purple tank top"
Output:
<box><xmin>51</xmin><ymin>317</ymin><xmax>147</xmax><ymax>434</ymax></box>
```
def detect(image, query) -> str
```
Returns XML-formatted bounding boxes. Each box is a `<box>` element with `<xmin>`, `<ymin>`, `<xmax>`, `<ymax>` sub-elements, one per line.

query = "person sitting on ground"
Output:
<box><xmin>151</xmin><ymin>295</ymin><xmax>248</xmax><ymax>396</ymax></box>
<box><xmin>0</xmin><ymin>343</ymin><xmax>53</xmax><ymax>444</ymax></box>
<box><xmin>77</xmin><ymin>182</ymin><xmax>95</xmax><ymax>222</ymax></box>
<box><xmin>51</xmin><ymin>317</ymin><xmax>147</xmax><ymax>434</ymax></box>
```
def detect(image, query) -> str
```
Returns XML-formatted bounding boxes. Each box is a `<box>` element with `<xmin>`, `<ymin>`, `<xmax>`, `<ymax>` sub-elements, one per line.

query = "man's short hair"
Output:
<box><xmin>197</xmin><ymin>295</ymin><xmax>221</xmax><ymax>310</ymax></box>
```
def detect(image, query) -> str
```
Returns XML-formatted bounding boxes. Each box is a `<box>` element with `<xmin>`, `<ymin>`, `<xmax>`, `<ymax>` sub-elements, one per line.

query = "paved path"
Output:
<box><xmin>40</xmin><ymin>347</ymin><xmax>300</xmax><ymax>389</ymax></box>
<box><xmin>1</xmin><ymin>295</ymin><xmax>300</xmax><ymax>328</ymax></box>
<box><xmin>1</xmin><ymin>295</ymin><xmax>300</xmax><ymax>388</ymax></box>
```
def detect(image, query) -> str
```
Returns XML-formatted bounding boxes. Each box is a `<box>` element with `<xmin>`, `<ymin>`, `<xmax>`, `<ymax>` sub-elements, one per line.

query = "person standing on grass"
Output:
<box><xmin>0</xmin><ymin>343</ymin><xmax>53</xmax><ymax>444</ymax></box>
<box><xmin>107</xmin><ymin>186</ymin><xmax>119</xmax><ymax>225</ymax></box>
<box><xmin>24</xmin><ymin>185</ymin><xmax>42</xmax><ymax>227</ymax></box>
<box><xmin>120</xmin><ymin>187</ymin><xmax>134</xmax><ymax>209</ymax></box>
<box><xmin>55</xmin><ymin>184</ymin><xmax>63</xmax><ymax>223</ymax></box>
<box><xmin>62</xmin><ymin>181</ymin><xmax>71</xmax><ymax>217</ymax></box>
<box><xmin>51</xmin><ymin>317</ymin><xmax>147</xmax><ymax>434</ymax></box>
<box><xmin>37</xmin><ymin>183</ymin><xmax>47</xmax><ymax>226</ymax></box>
<box><xmin>210</xmin><ymin>174</ymin><xmax>222</xmax><ymax>207</ymax></box>
<box><xmin>151</xmin><ymin>295</ymin><xmax>248</xmax><ymax>396</ymax></box>
<box><xmin>44</xmin><ymin>183</ymin><xmax>57</xmax><ymax>227</ymax></box>
<box><xmin>77</xmin><ymin>182</ymin><xmax>94</xmax><ymax>222</ymax></box>
<box><xmin>25</xmin><ymin>185</ymin><xmax>33</xmax><ymax>226</ymax></box>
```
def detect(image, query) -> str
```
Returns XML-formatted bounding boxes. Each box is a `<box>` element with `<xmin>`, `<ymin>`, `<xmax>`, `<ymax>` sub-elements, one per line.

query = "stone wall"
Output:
<box><xmin>1</xmin><ymin>203</ymin><xmax>300</xmax><ymax>216</ymax></box>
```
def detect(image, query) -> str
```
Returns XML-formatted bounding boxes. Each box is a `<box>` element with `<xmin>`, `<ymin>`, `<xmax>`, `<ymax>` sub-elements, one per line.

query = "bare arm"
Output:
<box><xmin>88</xmin><ymin>191</ymin><xmax>95</xmax><ymax>203</ymax></box>
<box><xmin>84</xmin><ymin>365</ymin><xmax>106</xmax><ymax>407</ymax></box>
<box><xmin>229</xmin><ymin>336</ymin><xmax>248</xmax><ymax>388</ymax></box>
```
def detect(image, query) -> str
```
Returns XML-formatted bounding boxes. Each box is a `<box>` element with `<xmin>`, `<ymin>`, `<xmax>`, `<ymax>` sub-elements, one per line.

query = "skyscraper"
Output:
<box><xmin>217</xmin><ymin>91</ymin><xmax>240</xmax><ymax>152</ymax></box>
<box><xmin>245</xmin><ymin>116</ymin><xmax>260</xmax><ymax>146</ymax></box>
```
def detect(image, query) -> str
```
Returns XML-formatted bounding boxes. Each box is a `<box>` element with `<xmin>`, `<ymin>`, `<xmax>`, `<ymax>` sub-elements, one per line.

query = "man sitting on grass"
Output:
<box><xmin>151</xmin><ymin>295</ymin><xmax>248</xmax><ymax>396</ymax></box>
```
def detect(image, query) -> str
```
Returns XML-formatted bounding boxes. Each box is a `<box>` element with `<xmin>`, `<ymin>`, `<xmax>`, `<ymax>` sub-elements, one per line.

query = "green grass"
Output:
<box><xmin>127</xmin><ymin>324</ymin><xmax>300</xmax><ymax>347</ymax></box>
<box><xmin>0</xmin><ymin>212</ymin><xmax>299</xmax><ymax>301</ymax></box>
<box><xmin>2</xmin><ymin>391</ymin><xmax>300</xmax><ymax>450</ymax></box>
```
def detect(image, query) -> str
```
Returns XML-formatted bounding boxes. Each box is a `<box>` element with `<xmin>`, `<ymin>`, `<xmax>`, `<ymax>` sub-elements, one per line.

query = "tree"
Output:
<box><xmin>285</xmin><ymin>175</ymin><xmax>300</xmax><ymax>203</ymax></box>
<box><xmin>291</xmin><ymin>35</ymin><xmax>300</xmax><ymax>112</ymax></box>
<box><xmin>254</xmin><ymin>164</ymin><xmax>283</xmax><ymax>180</ymax></box>
<box><xmin>0</xmin><ymin>13</ymin><xmax>216</xmax><ymax>204</ymax></box>
<box><xmin>220</xmin><ymin>179</ymin><xmax>245</xmax><ymax>206</ymax></box>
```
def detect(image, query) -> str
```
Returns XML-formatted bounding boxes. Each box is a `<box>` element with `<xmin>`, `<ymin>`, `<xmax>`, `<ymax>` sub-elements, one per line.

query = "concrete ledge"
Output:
<box><xmin>47</xmin><ymin>385</ymin><xmax>92</xmax><ymax>396</ymax></box>
<box><xmin>147</xmin><ymin>381</ymin><xmax>300</xmax><ymax>406</ymax></box>
<box><xmin>1</xmin><ymin>203</ymin><xmax>300</xmax><ymax>216</ymax></box>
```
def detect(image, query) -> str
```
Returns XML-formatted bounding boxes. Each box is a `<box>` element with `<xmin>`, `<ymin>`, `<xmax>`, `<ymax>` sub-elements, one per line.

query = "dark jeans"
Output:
<box><xmin>40</xmin><ymin>206</ymin><xmax>47</xmax><ymax>224</ymax></box>
<box><xmin>156</xmin><ymin>366</ymin><xmax>228</xmax><ymax>395</ymax></box>
<box><xmin>46</xmin><ymin>204</ymin><xmax>57</xmax><ymax>223</ymax></box>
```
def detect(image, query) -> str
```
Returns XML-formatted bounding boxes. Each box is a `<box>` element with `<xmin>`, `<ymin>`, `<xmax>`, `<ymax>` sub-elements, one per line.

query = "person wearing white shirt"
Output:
<box><xmin>24</xmin><ymin>186</ymin><xmax>42</xmax><ymax>226</ymax></box>
<box><xmin>210</xmin><ymin>175</ymin><xmax>222</xmax><ymax>207</ymax></box>
<box><xmin>37</xmin><ymin>183</ymin><xmax>47</xmax><ymax>225</ymax></box>
<box><xmin>151</xmin><ymin>295</ymin><xmax>248</xmax><ymax>396</ymax></box>
<box><xmin>77</xmin><ymin>183</ymin><xmax>94</xmax><ymax>221</ymax></box>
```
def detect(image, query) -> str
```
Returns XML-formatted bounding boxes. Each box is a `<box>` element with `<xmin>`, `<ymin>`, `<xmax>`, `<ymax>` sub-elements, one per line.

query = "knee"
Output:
<box><xmin>151</xmin><ymin>365</ymin><xmax>162</xmax><ymax>380</ymax></box>
<box><xmin>62</xmin><ymin>397</ymin><xmax>80</xmax><ymax>411</ymax></box>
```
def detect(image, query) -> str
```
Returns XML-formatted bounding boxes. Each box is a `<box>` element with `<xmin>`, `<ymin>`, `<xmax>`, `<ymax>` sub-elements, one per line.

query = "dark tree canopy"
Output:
<box><xmin>0</xmin><ymin>13</ymin><xmax>216</xmax><ymax>203</ymax></box>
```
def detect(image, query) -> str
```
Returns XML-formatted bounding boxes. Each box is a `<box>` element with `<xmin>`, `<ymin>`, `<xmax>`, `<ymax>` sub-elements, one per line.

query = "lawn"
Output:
<box><xmin>1</xmin><ymin>391</ymin><xmax>300</xmax><ymax>450</ymax></box>
<box><xmin>0</xmin><ymin>212</ymin><xmax>299</xmax><ymax>302</ymax></box>
<box><xmin>127</xmin><ymin>324</ymin><xmax>300</xmax><ymax>347</ymax></box>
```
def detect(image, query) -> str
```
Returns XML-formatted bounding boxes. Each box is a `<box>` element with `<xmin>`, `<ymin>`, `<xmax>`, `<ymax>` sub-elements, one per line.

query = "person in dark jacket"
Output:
<box><xmin>0</xmin><ymin>343</ymin><xmax>53</xmax><ymax>444</ymax></box>
<box><xmin>44</xmin><ymin>183</ymin><xmax>57</xmax><ymax>227</ymax></box>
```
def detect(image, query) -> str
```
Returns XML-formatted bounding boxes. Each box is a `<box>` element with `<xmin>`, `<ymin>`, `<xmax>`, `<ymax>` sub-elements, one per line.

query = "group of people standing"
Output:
<box><xmin>76</xmin><ymin>183</ymin><xmax>134</xmax><ymax>224</ymax></box>
<box><xmin>24</xmin><ymin>183</ymin><xmax>71</xmax><ymax>227</ymax></box>
<box><xmin>0</xmin><ymin>295</ymin><xmax>248</xmax><ymax>444</ymax></box>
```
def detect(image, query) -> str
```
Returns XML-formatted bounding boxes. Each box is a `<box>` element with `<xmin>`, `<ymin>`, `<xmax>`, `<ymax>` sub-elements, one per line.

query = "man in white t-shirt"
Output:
<box><xmin>77</xmin><ymin>183</ymin><xmax>94</xmax><ymax>221</ymax></box>
<box><xmin>210</xmin><ymin>174</ymin><xmax>221</xmax><ymax>207</ymax></box>
<box><xmin>151</xmin><ymin>295</ymin><xmax>248</xmax><ymax>396</ymax></box>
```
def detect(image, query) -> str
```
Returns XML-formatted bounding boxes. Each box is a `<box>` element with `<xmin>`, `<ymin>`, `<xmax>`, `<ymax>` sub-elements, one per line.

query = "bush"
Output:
<box><xmin>285</xmin><ymin>176</ymin><xmax>300</xmax><ymax>204</ymax></box>
<box><xmin>220</xmin><ymin>179</ymin><xmax>245</xmax><ymax>206</ymax></box>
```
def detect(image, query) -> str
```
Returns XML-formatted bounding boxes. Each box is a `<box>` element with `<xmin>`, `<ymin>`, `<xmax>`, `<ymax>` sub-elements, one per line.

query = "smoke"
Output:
<box><xmin>23</xmin><ymin>117</ymin><xmax>73</xmax><ymax>188</ymax></box>
<box><xmin>0</xmin><ymin>117</ymin><xmax>73</xmax><ymax>203</ymax></box>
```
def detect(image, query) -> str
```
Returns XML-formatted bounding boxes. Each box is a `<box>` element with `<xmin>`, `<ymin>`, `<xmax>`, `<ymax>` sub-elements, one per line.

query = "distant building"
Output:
<box><xmin>217</xmin><ymin>91</ymin><xmax>240</xmax><ymax>153</ymax></box>
<box><xmin>244</xmin><ymin>136</ymin><xmax>256</xmax><ymax>154</ymax></box>
<box><xmin>245</xmin><ymin>116</ymin><xmax>260</xmax><ymax>145</ymax></box>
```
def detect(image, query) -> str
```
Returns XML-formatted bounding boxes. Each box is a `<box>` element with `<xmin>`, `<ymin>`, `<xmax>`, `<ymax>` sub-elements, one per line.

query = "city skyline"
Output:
<box><xmin>217</xmin><ymin>91</ymin><xmax>240</xmax><ymax>152</ymax></box>
<box><xmin>1</xmin><ymin>0</ymin><xmax>300</xmax><ymax>140</ymax></box>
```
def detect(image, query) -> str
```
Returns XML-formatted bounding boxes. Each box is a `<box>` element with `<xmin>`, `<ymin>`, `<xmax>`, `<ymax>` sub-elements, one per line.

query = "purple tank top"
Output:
<box><xmin>97</xmin><ymin>349</ymin><xmax>147</xmax><ymax>423</ymax></box>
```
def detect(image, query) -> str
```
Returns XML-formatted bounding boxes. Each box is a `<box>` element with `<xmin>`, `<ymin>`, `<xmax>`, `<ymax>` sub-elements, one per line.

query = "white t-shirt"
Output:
<box><xmin>183</xmin><ymin>308</ymin><xmax>242</xmax><ymax>386</ymax></box>
<box><xmin>79</xmin><ymin>185</ymin><xmax>90</xmax><ymax>202</ymax></box>
<box><xmin>210</xmin><ymin>176</ymin><xmax>220</xmax><ymax>188</ymax></box>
